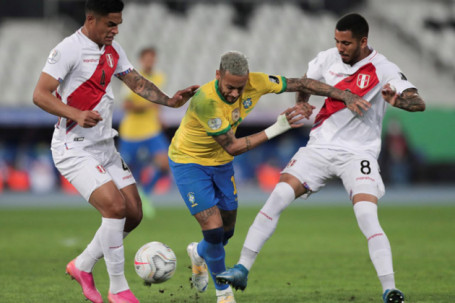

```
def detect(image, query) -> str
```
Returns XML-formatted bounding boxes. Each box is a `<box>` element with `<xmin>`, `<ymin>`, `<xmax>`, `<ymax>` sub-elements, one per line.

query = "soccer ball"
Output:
<box><xmin>134</xmin><ymin>241</ymin><xmax>177</xmax><ymax>284</ymax></box>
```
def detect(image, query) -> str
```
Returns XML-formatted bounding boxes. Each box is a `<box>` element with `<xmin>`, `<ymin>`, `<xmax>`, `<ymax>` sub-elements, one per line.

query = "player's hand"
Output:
<box><xmin>168</xmin><ymin>85</ymin><xmax>200</xmax><ymax>108</ymax></box>
<box><xmin>295</xmin><ymin>102</ymin><xmax>316</xmax><ymax>119</ymax></box>
<box><xmin>343</xmin><ymin>92</ymin><xmax>371</xmax><ymax>116</ymax></box>
<box><xmin>381</xmin><ymin>83</ymin><xmax>399</xmax><ymax>107</ymax></box>
<box><xmin>282</xmin><ymin>106</ymin><xmax>305</xmax><ymax>129</ymax></box>
<box><xmin>75</xmin><ymin>110</ymin><xmax>103</xmax><ymax>128</ymax></box>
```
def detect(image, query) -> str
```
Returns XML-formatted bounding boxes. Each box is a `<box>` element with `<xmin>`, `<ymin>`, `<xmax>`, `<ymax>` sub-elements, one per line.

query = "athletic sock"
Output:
<box><xmin>197</xmin><ymin>227</ymin><xmax>229</xmax><ymax>291</ymax></box>
<box><xmin>75</xmin><ymin>225</ymin><xmax>131</xmax><ymax>273</ymax></box>
<box><xmin>240</xmin><ymin>182</ymin><xmax>295</xmax><ymax>271</ymax></box>
<box><xmin>76</xmin><ymin>228</ymin><xmax>104</xmax><ymax>272</ymax></box>
<box><xmin>98</xmin><ymin>217</ymin><xmax>129</xmax><ymax>294</ymax></box>
<box><xmin>353</xmin><ymin>201</ymin><xmax>395</xmax><ymax>292</ymax></box>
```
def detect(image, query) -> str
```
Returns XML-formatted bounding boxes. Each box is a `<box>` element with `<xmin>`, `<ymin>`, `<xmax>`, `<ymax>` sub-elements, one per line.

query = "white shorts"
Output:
<box><xmin>52</xmin><ymin>139</ymin><xmax>136</xmax><ymax>201</ymax></box>
<box><xmin>281</xmin><ymin>146</ymin><xmax>385</xmax><ymax>200</ymax></box>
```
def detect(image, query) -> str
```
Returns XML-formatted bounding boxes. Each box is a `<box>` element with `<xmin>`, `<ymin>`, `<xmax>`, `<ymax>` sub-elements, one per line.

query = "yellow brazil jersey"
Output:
<box><xmin>169</xmin><ymin>72</ymin><xmax>287</xmax><ymax>166</ymax></box>
<box><xmin>118</xmin><ymin>71</ymin><xmax>166</xmax><ymax>141</ymax></box>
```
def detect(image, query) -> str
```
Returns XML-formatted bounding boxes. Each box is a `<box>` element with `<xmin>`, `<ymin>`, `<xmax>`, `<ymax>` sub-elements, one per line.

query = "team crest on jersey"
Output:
<box><xmin>106</xmin><ymin>53</ymin><xmax>114</xmax><ymax>68</ymax></box>
<box><xmin>96</xmin><ymin>165</ymin><xmax>106</xmax><ymax>174</ymax></box>
<box><xmin>47</xmin><ymin>49</ymin><xmax>60</xmax><ymax>64</ymax></box>
<box><xmin>207</xmin><ymin>118</ymin><xmax>222</xmax><ymax>130</ymax></box>
<box><xmin>232</xmin><ymin>108</ymin><xmax>240</xmax><ymax>122</ymax></box>
<box><xmin>242</xmin><ymin>98</ymin><xmax>252</xmax><ymax>109</ymax></box>
<box><xmin>356</xmin><ymin>74</ymin><xmax>370</xmax><ymax>89</ymax></box>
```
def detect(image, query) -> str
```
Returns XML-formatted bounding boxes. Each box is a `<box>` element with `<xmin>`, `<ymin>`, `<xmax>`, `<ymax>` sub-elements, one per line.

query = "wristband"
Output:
<box><xmin>264</xmin><ymin>114</ymin><xmax>291</xmax><ymax>139</ymax></box>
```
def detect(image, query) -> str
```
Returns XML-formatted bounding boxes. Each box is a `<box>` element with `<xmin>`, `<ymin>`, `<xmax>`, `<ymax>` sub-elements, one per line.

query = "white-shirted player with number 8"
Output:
<box><xmin>217</xmin><ymin>13</ymin><xmax>425</xmax><ymax>303</ymax></box>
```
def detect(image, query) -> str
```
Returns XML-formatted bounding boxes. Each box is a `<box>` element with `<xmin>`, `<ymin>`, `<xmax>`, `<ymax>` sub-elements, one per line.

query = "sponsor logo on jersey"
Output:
<box><xmin>47</xmin><ymin>49</ymin><xmax>60</xmax><ymax>64</ymax></box>
<box><xmin>356</xmin><ymin>74</ymin><xmax>370</xmax><ymax>89</ymax></box>
<box><xmin>242</xmin><ymin>98</ymin><xmax>252</xmax><ymax>109</ymax></box>
<box><xmin>83</xmin><ymin>58</ymin><xmax>99</xmax><ymax>63</ymax></box>
<box><xmin>207</xmin><ymin>118</ymin><xmax>222</xmax><ymax>130</ymax></box>
<box><xmin>232</xmin><ymin>108</ymin><xmax>240</xmax><ymax>122</ymax></box>
<box><xmin>268</xmin><ymin>75</ymin><xmax>279</xmax><ymax>84</ymax></box>
<box><xmin>73</xmin><ymin>137</ymin><xmax>84</xmax><ymax>141</ymax></box>
<box><xmin>96</xmin><ymin>165</ymin><xmax>106</xmax><ymax>174</ymax></box>
<box><xmin>106</xmin><ymin>53</ymin><xmax>114</xmax><ymax>68</ymax></box>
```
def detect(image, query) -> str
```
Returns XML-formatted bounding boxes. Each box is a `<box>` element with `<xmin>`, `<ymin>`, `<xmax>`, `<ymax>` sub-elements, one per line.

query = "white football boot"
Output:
<box><xmin>187</xmin><ymin>242</ymin><xmax>209</xmax><ymax>292</ymax></box>
<box><xmin>216</xmin><ymin>286</ymin><xmax>236</xmax><ymax>303</ymax></box>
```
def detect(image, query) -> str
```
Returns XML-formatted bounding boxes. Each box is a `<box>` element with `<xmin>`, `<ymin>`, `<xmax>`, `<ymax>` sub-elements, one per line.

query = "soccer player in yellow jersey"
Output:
<box><xmin>118</xmin><ymin>47</ymin><xmax>168</xmax><ymax>218</ymax></box>
<box><xmin>169</xmin><ymin>51</ymin><xmax>370</xmax><ymax>303</ymax></box>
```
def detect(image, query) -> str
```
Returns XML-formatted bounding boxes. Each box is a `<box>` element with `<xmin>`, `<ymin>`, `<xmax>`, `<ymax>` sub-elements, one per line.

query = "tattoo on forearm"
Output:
<box><xmin>394</xmin><ymin>89</ymin><xmax>425</xmax><ymax>112</ymax></box>
<box><xmin>121</xmin><ymin>70</ymin><xmax>168</xmax><ymax>105</ymax></box>
<box><xmin>287</xmin><ymin>78</ymin><xmax>344</xmax><ymax>100</ymax></box>
<box><xmin>245</xmin><ymin>136</ymin><xmax>251</xmax><ymax>151</ymax></box>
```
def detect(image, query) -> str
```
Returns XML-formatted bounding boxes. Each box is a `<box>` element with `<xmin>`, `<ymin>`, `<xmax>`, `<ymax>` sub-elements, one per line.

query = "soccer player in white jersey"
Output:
<box><xmin>217</xmin><ymin>13</ymin><xmax>425</xmax><ymax>303</ymax></box>
<box><xmin>32</xmin><ymin>1</ymin><xmax>198</xmax><ymax>302</ymax></box>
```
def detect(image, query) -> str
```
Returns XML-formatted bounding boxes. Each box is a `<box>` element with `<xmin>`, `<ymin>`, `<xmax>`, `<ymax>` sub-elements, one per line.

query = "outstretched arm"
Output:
<box><xmin>295</xmin><ymin>75</ymin><xmax>316</xmax><ymax>119</ymax></box>
<box><xmin>286</xmin><ymin>77</ymin><xmax>371</xmax><ymax>116</ymax></box>
<box><xmin>119</xmin><ymin>69</ymin><xmax>199</xmax><ymax>108</ymax></box>
<box><xmin>381</xmin><ymin>85</ymin><xmax>425</xmax><ymax>112</ymax></box>
<box><xmin>213</xmin><ymin>106</ymin><xmax>305</xmax><ymax>156</ymax></box>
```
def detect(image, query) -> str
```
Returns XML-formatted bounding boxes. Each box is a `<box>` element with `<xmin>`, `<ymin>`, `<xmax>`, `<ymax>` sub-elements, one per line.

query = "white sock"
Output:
<box><xmin>353</xmin><ymin>201</ymin><xmax>395</xmax><ymax>292</ymax></box>
<box><xmin>99</xmin><ymin>217</ymin><xmax>129</xmax><ymax>294</ymax></box>
<box><xmin>240</xmin><ymin>182</ymin><xmax>295</xmax><ymax>271</ymax></box>
<box><xmin>75</xmin><ymin>226</ymin><xmax>131</xmax><ymax>273</ymax></box>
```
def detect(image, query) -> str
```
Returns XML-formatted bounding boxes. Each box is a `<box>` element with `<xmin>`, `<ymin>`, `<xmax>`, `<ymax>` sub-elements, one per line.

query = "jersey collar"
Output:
<box><xmin>215</xmin><ymin>79</ymin><xmax>235</xmax><ymax>105</ymax></box>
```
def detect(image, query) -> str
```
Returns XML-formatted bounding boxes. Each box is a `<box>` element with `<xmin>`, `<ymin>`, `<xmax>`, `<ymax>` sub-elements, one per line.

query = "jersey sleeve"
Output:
<box><xmin>306</xmin><ymin>49</ymin><xmax>333</xmax><ymax>81</ymax></box>
<box><xmin>191</xmin><ymin>94</ymin><xmax>231</xmax><ymax>136</ymax></box>
<box><xmin>113</xmin><ymin>41</ymin><xmax>134</xmax><ymax>76</ymax></box>
<box><xmin>249</xmin><ymin>72</ymin><xmax>287</xmax><ymax>95</ymax></box>
<box><xmin>42</xmin><ymin>39</ymin><xmax>78</xmax><ymax>82</ymax></box>
<box><xmin>383</xmin><ymin>63</ymin><xmax>416</xmax><ymax>94</ymax></box>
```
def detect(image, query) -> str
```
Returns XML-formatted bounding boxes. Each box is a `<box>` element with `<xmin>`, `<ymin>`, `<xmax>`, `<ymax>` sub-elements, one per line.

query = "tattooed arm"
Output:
<box><xmin>381</xmin><ymin>85</ymin><xmax>426</xmax><ymax>112</ymax></box>
<box><xmin>213</xmin><ymin>106</ymin><xmax>305</xmax><ymax>156</ymax></box>
<box><xmin>295</xmin><ymin>74</ymin><xmax>316</xmax><ymax>119</ymax></box>
<box><xmin>118</xmin><ymin>69</ymin><xmax>199</xmax><ymax>108</ymax></box>
<box><xmin>285</xmin><ymin>77</ymin><xmax>371</xmax><ymax>116</ymax></box>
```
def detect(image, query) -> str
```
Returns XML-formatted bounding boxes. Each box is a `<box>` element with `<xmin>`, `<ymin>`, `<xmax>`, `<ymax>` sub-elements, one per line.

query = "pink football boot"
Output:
<box><xmin>108</xmin><ymin>289</ymin><xmax>140</xmax><ymax>303</ymax></box>
<box><xmin>66</xmin><ymin>259</ymin><xmax>103</xmax><ymax>303</ymax></box>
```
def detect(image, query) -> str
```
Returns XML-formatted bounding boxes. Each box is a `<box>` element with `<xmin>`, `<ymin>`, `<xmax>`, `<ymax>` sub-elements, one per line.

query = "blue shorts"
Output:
<box><xmin>169</xmin><ymin>159</ymin><xmax>238</xmax><ymax>215</ymax></box>
<box><xmin>118</xmin><ymin>132</ymin><xmax>169</xmax><ymax>164</ymax></box>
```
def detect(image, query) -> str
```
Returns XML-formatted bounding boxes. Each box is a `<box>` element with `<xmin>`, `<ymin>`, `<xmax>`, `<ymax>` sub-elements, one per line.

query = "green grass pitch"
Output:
<box><xmin>1</xmin><ymin>205</ymin><xmax>454</xmax><ymax>302</ymax></box>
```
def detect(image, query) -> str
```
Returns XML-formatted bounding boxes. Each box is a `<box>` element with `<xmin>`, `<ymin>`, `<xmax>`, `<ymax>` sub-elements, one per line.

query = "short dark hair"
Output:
<box><xmin>85</xmin><ymin>0</ymin><xmax>124</xmax><ymax>16</ymax></box>
<box><xmin>336</xmin><ymin>13</ymin><xmax>369</xmax><ymax>40</ymax></box>
<box><xmin>139</xmin><ymin>47</ymin><xmax>157</xmax><ymax>58</ymax></box>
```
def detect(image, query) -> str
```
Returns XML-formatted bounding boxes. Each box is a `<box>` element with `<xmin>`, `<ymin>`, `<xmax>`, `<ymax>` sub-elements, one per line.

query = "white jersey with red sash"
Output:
<box><xmin>306</xmin><ymin>47</ymin><xmax>415</xmax><ymax>159</ymax></box>
<box><xmin>42</xmin><ymin>29</ymin><xmax>133</xmax><ymax>151</ymax></box>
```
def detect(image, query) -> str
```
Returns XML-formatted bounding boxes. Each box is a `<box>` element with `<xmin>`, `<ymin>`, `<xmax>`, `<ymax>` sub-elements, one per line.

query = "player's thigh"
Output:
<box><xmin>281</xmin><ymin>147</ymin><xmax>332</xmax><ymax>197</ymax></box>
<box><xmin>339</xmin><ymin>156</ymin><xmax>385</xmax><ymax>201</ymax></box>
<box><xmin>169</xmin><ymin>159</ymin><xmax>218</xmax><ymax>216</ymax></box>
<box><xmin>213</xmin><ymin>162</ymin><xmax>238</xmax><ymax>213</ymax></box>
